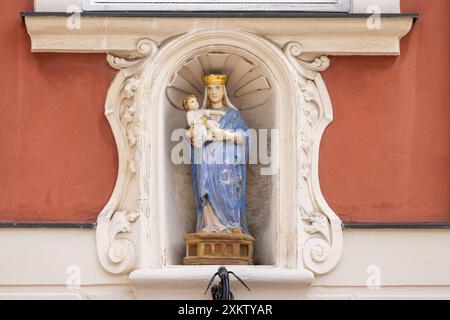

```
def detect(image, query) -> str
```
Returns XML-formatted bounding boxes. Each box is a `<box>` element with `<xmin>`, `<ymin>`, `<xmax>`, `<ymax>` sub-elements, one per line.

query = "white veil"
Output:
<box><xmin>201</xmin><ymin>84</ymin><xmax>238</xmax><ymax>110</ymax></box>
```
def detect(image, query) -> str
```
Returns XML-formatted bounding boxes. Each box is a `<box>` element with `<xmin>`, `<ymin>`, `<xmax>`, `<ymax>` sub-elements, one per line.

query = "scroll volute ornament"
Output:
<box><xmin>284</xmin><ymin>41</ymin><xmax>343</xmax><ymax>275</ymax></box>
<box><xmin>96</xmin><ymin>39</ymin><xmax>158</xmax><ymax>274</ymax></box>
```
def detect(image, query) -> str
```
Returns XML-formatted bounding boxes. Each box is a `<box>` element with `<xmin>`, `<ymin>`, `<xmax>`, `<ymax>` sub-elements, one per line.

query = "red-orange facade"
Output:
<box><xmin>0</xmin><ymin>0</ymin><xmax>448</xmax><ymax>223</ymax></box>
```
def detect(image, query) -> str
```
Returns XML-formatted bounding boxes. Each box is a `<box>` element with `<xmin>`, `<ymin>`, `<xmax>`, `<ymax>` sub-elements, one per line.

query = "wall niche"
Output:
<box><xmin>91</xmin><ymin>29</ymin><xmax>347</xmax><ymax>279</ymax></box>
<box><xmin>161</xmin><ymin>52</ymin><xmax>278</xmax><ymax>265</ymax></box>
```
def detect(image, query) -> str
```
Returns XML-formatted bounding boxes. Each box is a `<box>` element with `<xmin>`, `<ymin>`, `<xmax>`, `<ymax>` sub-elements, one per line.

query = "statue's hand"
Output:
<box><xmin>186</xmin><ymin>127</ymin><xmax>197</xmax><ymax>141</ymax></box>
<box><xmin>234</xmin><ymin>132</ymin><xmax>244</xmax><ymax>145</ymax></box>
<box><xmin>214</xmin><ymin>131</ymin><xmax>225</xmax><ymax>141</ymax></box>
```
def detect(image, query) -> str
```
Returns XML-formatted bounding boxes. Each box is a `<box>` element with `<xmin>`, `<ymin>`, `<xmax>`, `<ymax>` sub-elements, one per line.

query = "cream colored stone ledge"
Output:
<box><xmin>129</xmin><ymin>266</ymin><xmax>315</xmax><ymax>299</ymax></box>
<box><xmin>22</xmin><ymin>14</ymin><xmax>416</xmax><ymax>59</ymax></box>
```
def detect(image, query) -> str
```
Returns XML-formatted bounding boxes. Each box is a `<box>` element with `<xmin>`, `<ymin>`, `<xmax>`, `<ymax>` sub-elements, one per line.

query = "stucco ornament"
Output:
<box><xmin>96</xmin><ymin>38</ymin><xmax>158</xmax><ymax>274</ymax></box>
<box><xmin>96</xmin><ymin>30</ymin><xmax>342</xmax><ymax>277</ymax></box>
<box><xmin>284</xmin><ymin>41</ymin><xmax>342</xmax><ymax>274</ymax></box>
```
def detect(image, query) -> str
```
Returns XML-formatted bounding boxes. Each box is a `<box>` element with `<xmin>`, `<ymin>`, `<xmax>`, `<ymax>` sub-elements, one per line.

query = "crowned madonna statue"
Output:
<box><xmin>183</xmin><ymin>74</ymin><xmax>254</xmax><ymax>265</ymax></box>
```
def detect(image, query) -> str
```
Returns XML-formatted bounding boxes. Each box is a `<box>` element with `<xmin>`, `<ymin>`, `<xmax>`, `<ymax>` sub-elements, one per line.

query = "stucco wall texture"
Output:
<box><xmin>0</xmin><ymin>0</ymin><xmax>448</xmax><ymax>223</ymax></box>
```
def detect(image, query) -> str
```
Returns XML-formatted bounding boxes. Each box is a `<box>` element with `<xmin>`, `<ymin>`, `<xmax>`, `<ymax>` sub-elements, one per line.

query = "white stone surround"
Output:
<box><xmin>92</xmin><ymin>30</ymin><xmax>344</xmax><ymax>287</ymax></box>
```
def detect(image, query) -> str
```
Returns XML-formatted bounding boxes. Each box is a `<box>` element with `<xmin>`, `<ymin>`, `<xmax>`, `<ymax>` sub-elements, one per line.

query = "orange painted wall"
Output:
<box><xmin>0</xmin><ymin>0</ymin><xmax>448</xmax><ymax>223</ymax></box>
<box><xmin>0</xmin><ymin>1</ymin><xmax>117</xmax><ymax>222</ymax></box>
<box><xmin>320</xmin><ymin>0</ymin><xmax>450</xmax><ymax>222</ymax></box>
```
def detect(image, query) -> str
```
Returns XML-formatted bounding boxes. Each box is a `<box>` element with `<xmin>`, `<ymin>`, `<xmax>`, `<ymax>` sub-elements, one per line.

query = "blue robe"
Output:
<box><xmin>190</xmin><ymin>107</ymin><xmax>249</xmax><ymax>234</ymax></box>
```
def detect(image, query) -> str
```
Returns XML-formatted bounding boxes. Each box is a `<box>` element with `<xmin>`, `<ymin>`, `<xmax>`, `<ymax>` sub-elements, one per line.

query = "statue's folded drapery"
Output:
<box><xmin>190</xmin><ymin>106</ymin><xmax>249</xmax><ymax>234</ymax></box>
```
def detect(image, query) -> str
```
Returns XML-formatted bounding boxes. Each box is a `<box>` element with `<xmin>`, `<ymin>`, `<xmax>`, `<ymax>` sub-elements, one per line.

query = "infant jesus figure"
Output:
<box><xmin>183</xmin><ymin>95</ymin><xmax>240</xmax><ymax>148</ymax></box>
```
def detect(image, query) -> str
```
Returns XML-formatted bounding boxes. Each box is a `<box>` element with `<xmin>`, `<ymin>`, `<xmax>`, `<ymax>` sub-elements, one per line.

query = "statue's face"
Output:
<box><xmin>187</xmin><ymin>97</ymin><xmax>199</xmax><ymax>111</ymax></box>
<box><xmin>207</xmin><ymin>84</ymin><xmax>225</xmax><ymax>106</ymax></box>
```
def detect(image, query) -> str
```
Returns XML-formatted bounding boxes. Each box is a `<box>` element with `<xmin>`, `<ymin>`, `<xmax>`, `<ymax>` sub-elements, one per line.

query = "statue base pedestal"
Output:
<box><xmin>183</xmin><ymin>232</ymin><xmax>255</xmax><ymax>265</ymax></box>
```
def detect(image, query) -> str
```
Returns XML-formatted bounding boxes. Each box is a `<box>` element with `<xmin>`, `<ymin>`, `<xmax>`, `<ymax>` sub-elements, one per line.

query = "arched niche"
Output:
<box><xmin>138</xmin><ymin>31</ymin><xmax>299</xmax><ymax>268</ymax></box>
<box><xmin>164</xmin><ymin>51</ymin><xmax>277</xmax><ymax>265</ymax></box>
<box><xmin>97</xmin><ymin>29</ymin><xmax>343</xmax><ymax>278</ymax></box>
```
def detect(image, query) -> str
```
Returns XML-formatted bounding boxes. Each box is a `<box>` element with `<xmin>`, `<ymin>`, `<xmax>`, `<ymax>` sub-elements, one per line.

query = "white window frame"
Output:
<box><xmin>81</xmin><ymin>0</ymin><xmax>351</xmax><ymax>12</ymax></box>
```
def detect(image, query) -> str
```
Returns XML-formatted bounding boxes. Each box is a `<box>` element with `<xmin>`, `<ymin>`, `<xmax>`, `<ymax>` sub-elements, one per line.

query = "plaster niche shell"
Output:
<box><xmin>97</xmin><ymin>29</ymin><xmax>342</xmax><ymax>298</ymax></box>
<box><xmin>166</xmin><ymin>53</ymin><xmax>273</xmax><ymax>111</ymax></box>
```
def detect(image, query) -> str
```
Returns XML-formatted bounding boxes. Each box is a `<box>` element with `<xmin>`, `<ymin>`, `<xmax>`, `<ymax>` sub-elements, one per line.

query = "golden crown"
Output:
<box><xmin>202</xmin><ymin>74</ymin><xmax>228</xmax><ymax>85</ymax></box>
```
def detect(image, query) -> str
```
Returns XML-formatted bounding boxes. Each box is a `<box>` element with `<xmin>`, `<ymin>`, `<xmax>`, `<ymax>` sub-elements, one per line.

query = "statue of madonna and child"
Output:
<box><xmin>182</xmin><ymin>74</ymin><xmax>254</xmax><ymax>265</ymax></box>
